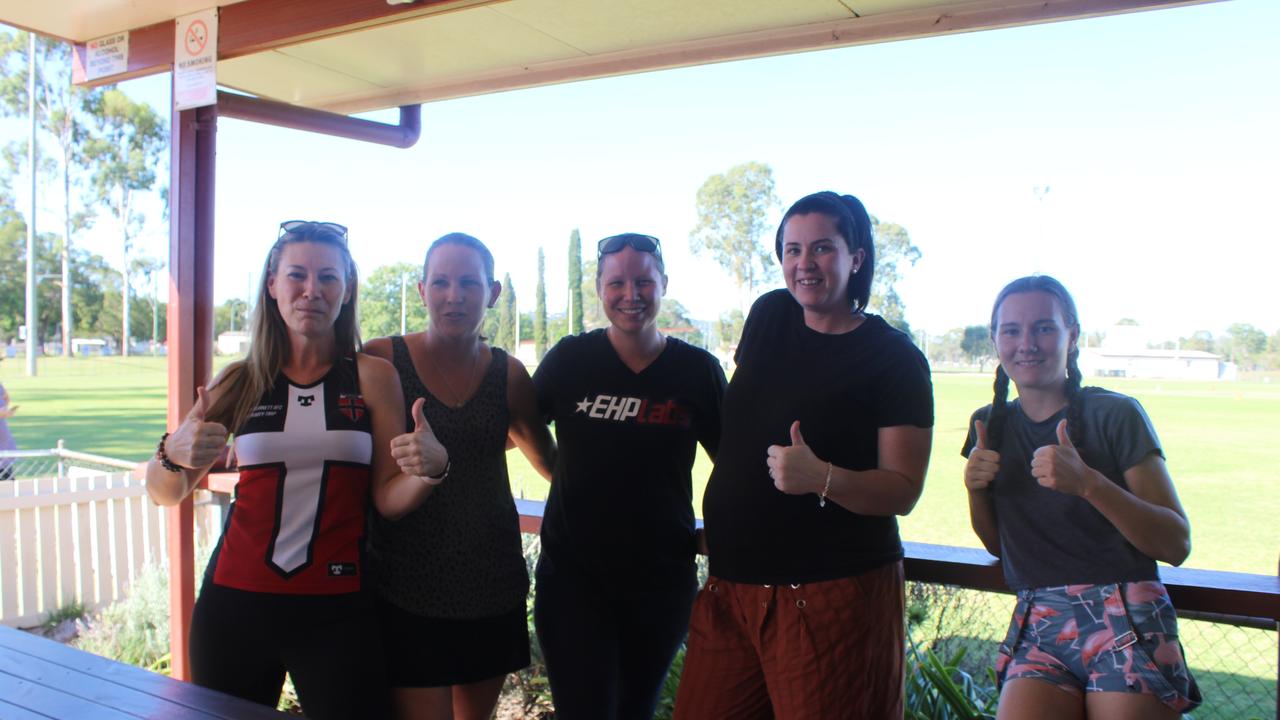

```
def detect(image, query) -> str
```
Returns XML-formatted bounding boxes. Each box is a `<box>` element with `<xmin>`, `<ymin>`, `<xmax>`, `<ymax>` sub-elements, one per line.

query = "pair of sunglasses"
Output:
<box><xmin>278</xmin><ymin>220</ymin><xmax>349</xmax><ymax>243</ymax></box>
<box><xmin>597</xmin><ymin>233</ymin><xmax>662</xmax><ymax>260</ymax></box>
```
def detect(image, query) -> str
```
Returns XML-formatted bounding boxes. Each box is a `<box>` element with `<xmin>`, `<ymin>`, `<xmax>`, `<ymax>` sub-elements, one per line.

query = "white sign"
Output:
<box><xmin>174</xmin><ymin>9</ymin><xmax>218</xmax><ymax>111</ymax></box>
<box><xmin>85</xmin><ymin>32</ymin><xmax>129</xmax><ymax>81</ymax></box>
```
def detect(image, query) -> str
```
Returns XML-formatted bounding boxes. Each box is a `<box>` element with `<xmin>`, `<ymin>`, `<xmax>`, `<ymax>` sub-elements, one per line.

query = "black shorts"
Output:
<box><xmin>377</xmin><ymin>595</ymin><xmax>530</xmax><ymax>687</ymax></box>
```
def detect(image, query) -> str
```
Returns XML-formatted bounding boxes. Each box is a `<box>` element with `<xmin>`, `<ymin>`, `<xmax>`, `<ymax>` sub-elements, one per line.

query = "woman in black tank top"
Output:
<box><xmin>364</xmin><ymin>232</ymin><xmax>555</xmax><ymax>720</ymax></box>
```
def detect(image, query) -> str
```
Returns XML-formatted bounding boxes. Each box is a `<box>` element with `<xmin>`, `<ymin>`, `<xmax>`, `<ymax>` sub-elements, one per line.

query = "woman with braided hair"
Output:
<box><xmin>963</xmin><ymin>275</ymin><xmax>1200</xmax><ymax>719</ymax></box>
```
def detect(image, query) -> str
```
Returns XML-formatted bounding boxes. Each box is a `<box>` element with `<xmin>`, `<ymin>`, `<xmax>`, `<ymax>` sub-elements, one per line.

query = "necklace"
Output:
<box><xmin>426</xmin><ymin>341</ymin><xmax>481</xmax><ymax>409</ymax></box>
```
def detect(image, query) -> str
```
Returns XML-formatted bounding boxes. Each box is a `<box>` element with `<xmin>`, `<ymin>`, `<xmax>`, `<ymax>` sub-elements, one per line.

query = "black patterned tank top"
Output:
<box><xmin>368</xmin><ymin>337</ymin><xmax>528</xmax><ymax>618</ymax></box>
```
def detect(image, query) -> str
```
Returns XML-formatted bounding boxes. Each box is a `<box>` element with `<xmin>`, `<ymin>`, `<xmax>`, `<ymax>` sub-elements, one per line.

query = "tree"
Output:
<box><xmin>961</xmin><ymin>325</ymin><xmax>992</xmax><ymax>369</ymax></box>
<box><xmin>657</xmin><ymin>298</ymin><xmax>705</xmax><ymax>348</ymax></box>
<box><xmin>360</xmin><ymin>262</ymin><xmax>427</xmax><ymax>340</ymax></box>
<box><xmin>494</xmin><ymin>272</ymin><xmax>517</xmax><ymax>353</ymax></box>
<box><xmin>1179</xmin><ymin>330</ymin><xmax>1214</xmax><ymax>353</ymax></box>
<box><xmin>928</xmin><ymin>328</ymin><xmax>965</xmax><ymax>366</ymax></box>
<box><xmin>868</xmin><ymin>216</ymin><xmax>921</xmax><ymax>336</ymax></box>
<box><xmin>1222</xmin><ymin>323</ymin><xmax>1267</xmax><ymax>368</ymax></box>
<box><xmin>82</xmin><ymin>88</ymin><xmax>167</xmax><ymax>356</ymax></box>
<box><xmin>534</xmin><ymin>247</ymin><xmax>548</xmax><ymax>360</ymax></box>
<box><xmin>690</xmin><ymin>161</ymin><xmax>780</xmax><ymax>309</ymax></box>
<box><xmin>714</xmin><ymin>309</ymin><xmax>745</xmax><ymax>353</ymax></box>
<box><xmin>0</xmin><ymin>32</ymin><xmax>100</xmax><ymax>357</ymax></box>
<box><xmin>567</xmin><ymin>229</ymin><xmax>584</xmax><ymax>335</ymax></box>
<box><xmin>214</xmin><ymin>299</ymin><xmax>250</xmax><ymax>337</ymax></box>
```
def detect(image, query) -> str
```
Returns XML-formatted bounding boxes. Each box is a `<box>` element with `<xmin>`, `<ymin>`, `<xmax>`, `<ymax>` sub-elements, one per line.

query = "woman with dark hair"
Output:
<box><xmin>963</xmin><ymin>275</ymin><xmax>1200</xmax><ymax>719</ymax></box>
<box><xmin>674</xmin><ymin>192</ymin><xmax>934</xmax><ymax>719</ymax></box>
<box><xmin>146</xmin><ymin>220</ymin><xmax>447</xmax><ymax>719</ymax></box>
<box><xmin>531</xmin><ymin>233</ymin><xmax>726</xmax><ymax>719</ymax></box>
<box><xmin>364</xmin><ymin>232</ymin><xmax>555</xmax><ymax>720</ymax></box>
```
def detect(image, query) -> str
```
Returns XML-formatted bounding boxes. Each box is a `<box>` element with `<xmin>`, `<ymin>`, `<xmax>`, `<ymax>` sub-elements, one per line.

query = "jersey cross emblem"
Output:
<box><xmin>338</xmin><ymin>393</ymin><xmax>365</xmax><ymax>422</ymax></box>
<box><xmin>234</xmin><ymin>380</ymin><xmax>371</xmax><ymax>577</ymax></box>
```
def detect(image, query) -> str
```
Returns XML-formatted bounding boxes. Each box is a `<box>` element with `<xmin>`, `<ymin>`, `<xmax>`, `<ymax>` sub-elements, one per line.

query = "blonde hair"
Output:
<box><xmin>206</xmin><ymin>226</ymin><xmax>360</xmax><ymax>432</ymax></box>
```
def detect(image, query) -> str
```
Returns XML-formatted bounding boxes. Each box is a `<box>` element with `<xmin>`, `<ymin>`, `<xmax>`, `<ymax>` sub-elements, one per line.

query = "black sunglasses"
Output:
<box><xmin>278</xmin><ymin>220</ymin><xmax>349</xmax><ymax>243</ymax></box>
<box><xmin>597</xmin><ymin>233</ymin><xmax>662</xmax><ymax>260</ymax></box>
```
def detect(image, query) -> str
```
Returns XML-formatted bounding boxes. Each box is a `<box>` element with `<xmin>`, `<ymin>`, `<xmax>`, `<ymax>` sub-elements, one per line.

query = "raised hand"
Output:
<box><xmin>164</xmin><ymin>386</ymin><xmax>229</xmax><ymax>470</ymax></box>
<box><xmin>1030</xmin><ymin>419</ymin><xmax>1097</xmax><ymax>496</ymax></box>
<box><xmin>390</xmin><ymin>398</ymin><xmax>449</xmax><ymax>483</ymax></box>
<box><xmin>964</xmin><ymin>419</ymin><xmax>1000</xmax><ymax>491</ymax></box>
<box><xmin>767</xmin><ymin>420</ymin><xmax>823</xmax><ymax>495</ymax></box>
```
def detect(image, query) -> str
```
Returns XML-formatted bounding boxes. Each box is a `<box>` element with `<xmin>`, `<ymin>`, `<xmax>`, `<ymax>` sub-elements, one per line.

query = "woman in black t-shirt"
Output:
<box><xmin>532</xmin><ymin>233</ymin><xmax>726</xmax><ymax>720</ymax></box>
<box><xmin>963</xmin><ymin>275</ymin><xmax>1199</xmax><ymax>718</ymax></box>
<box><xmin>674</xmin><ymin>192</ymin><xmax>934</xmax><ymax>720</ymax></box>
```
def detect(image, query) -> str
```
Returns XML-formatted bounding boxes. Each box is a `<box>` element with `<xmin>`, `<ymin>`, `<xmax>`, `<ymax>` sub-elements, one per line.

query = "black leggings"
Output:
<box><xmin>533</xmin><ymin>551</ymin><xmax>697</xmax><ymax>720</ymax></box>
<box><xmin>190</xmin><ymin>582</ymin><xmax>390</xmax><ymax>720</ymax></box>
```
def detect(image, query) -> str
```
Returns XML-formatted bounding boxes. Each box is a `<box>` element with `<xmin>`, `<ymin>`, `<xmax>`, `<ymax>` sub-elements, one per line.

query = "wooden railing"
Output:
<box><xmin>516</xmin><ymin>498</ymin><xmax>1280</xmax><ymax>717</ymax></box>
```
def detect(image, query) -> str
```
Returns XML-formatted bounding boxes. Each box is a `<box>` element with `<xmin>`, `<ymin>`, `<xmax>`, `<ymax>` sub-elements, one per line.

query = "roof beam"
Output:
<box><xmin>70</xmin><ymin>0</ymin><xmax>503</xmax><ymax>87</ymax></box>
<box><xmin>314</xmin><ymin>0</ymin><xmax>1215</xmax><ymax>113</ymax></box>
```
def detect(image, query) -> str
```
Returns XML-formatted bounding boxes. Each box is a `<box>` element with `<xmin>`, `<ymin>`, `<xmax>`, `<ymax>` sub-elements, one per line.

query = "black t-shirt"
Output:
<box><xmin>533</xmin><ymin>330</ymin><xmax>726</xmax><ymax>585</ymax></box>
<box><xmin>703</xmin><ymin>289</ymin><xmax>934</xmax><ymax>585</ymax></box>
<box><xmin>961</xmin><ymin>387</ymin><xmax>1162</xmax><ymax>590</ymax></box>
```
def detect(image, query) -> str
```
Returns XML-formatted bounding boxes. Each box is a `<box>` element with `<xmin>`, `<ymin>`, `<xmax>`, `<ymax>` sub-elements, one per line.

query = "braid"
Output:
<box><xmin>1065</xmin><ymin>350</ymin><xmax>1085</xmax><ymax>449</ymax></box>
<box><xmin>987</xmin><ymin>365</ymin><xmax>1011</xmax><ymax>450</ymax></box>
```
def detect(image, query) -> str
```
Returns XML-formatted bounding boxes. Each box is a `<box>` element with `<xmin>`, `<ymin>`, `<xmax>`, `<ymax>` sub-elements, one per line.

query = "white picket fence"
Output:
<box><xmin>0</xmin><ymin>446</ymin><xmax>213</xmax><ymax>629</ymax></box>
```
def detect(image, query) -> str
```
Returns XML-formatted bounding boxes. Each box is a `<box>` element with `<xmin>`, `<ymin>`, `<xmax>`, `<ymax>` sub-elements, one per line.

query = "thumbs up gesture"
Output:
<box><xmin>766</xmin><ymin>420</ymin><xmax>823</xmax><ymax>495</ymax></box>
<box><xmin>390</xmin><ymin>398</ymin><xmax>449</xmax><ymax>484</ymax></box>
<box><xmin>963</xmin><ymin>419</ymin><xmax>1000</xmax><ymax>491</ymax></box>
<box><xmin>163</xmin><ymin>386</ymin><xmax>229</xmax><ymax>470</ymax></box>
<box><xmin>1030</xmin><ymin>419</ymin><xmax>1096</xmax><ymax>496</ymax></box>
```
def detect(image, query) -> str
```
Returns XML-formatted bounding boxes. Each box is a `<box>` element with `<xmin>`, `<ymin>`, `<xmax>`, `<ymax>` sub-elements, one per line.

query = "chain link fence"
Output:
<box><xmin>906</xmin><ymin>582</ymin><xmax>1277</xmax><ymax>720</ymax></box>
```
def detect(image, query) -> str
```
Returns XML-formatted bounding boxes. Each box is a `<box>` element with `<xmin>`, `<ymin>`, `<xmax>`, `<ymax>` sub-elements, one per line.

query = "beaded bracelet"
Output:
<box><xmin>155</xmin><ymin>432</ymin><xmax>183</xmax><ymax>473</ymax></box>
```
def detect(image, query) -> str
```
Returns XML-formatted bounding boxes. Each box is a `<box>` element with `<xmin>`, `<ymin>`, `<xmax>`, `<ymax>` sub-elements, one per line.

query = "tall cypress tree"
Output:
<box><xmin>534</xmin><ymin>246</ymin><xmax>548</xmax><ymax>359</ymax></box>
<box><xmin>568</xmin><ymin>228</ymin><xmax>584</xmax><ymax>335</ymax></box>
<box><xmin>496</xmin><ymin>271</ymin><xmax>516</xmax><ymax>352</ymax></box>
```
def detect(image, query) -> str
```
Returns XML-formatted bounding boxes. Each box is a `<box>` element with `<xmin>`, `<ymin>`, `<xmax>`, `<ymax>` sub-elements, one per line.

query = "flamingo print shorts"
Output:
<box><xmin>995</xmin><ymin>581</ymin><xmax>1201</xmax><ymax>713</ymax></box>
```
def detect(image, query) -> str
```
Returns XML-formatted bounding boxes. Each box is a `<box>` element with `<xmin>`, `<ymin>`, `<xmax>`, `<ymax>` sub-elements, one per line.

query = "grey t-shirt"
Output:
<box><xmin>962</xmin><ymin>387</ymin><xmax>1162</xmax><ymax>591</ymax></box>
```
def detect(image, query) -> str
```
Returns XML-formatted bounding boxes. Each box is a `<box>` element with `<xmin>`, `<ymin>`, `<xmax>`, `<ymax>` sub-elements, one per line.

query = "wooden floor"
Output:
<box><xmin>0</xmin><ymin>625</ymin><xmax>288</xmax><ymax>719</ymax></box>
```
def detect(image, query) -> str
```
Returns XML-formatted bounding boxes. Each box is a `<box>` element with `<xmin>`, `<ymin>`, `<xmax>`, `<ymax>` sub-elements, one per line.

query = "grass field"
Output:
<box><xmin>1</xmin><ymin>356</ymin><xmax>1275</xmax><ymax>716</ymax></box>
<box><xmin>3</xmin><ymin>356</ymin><xmax>1276</xmax><ymax>575</ymax></box>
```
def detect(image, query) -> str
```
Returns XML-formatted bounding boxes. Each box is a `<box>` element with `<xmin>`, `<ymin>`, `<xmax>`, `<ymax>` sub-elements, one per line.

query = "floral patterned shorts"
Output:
<box><xmin>995</xmin><ymin>581</ymin><xmax>1201</xmax><ymax>713</ymax></box>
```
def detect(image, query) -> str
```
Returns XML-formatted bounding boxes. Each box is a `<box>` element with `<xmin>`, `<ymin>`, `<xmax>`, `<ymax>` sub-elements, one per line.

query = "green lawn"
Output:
<box><xmin>4</xmin><ymin>357</ymin><xmax>1275</xmax><ymax>574</ymax></box>
<box><xmin>3</xmin><ymin>356</ymin><xmax>1274</xmax><ymax>715</ymax></box>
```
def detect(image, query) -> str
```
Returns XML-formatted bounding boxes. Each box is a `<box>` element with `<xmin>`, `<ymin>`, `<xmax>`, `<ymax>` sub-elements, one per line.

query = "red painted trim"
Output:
<box><xmin>166</xmin><ymin>100</ymin><xmax>218</xmax><ymax>682</ymax></box>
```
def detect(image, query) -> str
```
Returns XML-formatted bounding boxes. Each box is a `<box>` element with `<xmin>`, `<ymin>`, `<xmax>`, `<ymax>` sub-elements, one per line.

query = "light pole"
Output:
<box><xmin>400</xmin><ymin>272</ymin><xmax>408</xmax><ymax>335</ymax></box>
<box><xmin>25</xmin><ymin>34</ymin><xmax>38</xmax><ymax>376</ymax></box>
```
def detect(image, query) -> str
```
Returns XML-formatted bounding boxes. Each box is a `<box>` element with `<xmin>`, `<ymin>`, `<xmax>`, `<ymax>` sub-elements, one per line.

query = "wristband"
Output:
<box><xmin>156</xmin><ymin>432</ymin><xmax>183</xmax><ymax>473</ymax></box>
<box><xmin>421</xmin><ymin>458</ymin><xmax>450</xmax><ymax>486</ymax></box>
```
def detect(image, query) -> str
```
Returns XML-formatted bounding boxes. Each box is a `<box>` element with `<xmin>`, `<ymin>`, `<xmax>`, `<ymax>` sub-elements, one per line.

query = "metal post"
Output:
<box><xmin>25</xmin><ymin>34</ymin><xmax>38</xmax><ymax>377</ymax></box>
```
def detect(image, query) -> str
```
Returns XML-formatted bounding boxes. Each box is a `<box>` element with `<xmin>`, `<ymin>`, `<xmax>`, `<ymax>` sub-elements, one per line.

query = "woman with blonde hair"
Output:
<box><xmin>147</xmin><ymin>220</ymin><xmax>447</xmax><ymax>719</ymax></box>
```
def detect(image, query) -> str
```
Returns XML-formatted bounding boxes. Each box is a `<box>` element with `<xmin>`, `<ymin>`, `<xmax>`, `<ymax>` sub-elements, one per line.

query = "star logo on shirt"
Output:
<box><xmin>575</xmin><ymin>397</ymin><xmax>591</xmax><ymax>414</ymax></box>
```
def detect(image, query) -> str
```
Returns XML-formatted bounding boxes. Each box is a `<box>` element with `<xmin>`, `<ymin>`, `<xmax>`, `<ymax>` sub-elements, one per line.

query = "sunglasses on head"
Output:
<box><xmin>278</xmin><ymin>220</ymin><xmax>349</xmax><ymax>244</ymax></box>
<box><xmin>597</xmin><ymin>233</ymin><xmax>662</xmax><ymax>260</ymax></box>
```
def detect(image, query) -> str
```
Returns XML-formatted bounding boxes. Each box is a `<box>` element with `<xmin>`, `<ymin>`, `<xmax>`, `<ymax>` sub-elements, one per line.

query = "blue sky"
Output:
<box><xmin>8</xmin><ymin>0</ymin><xmax>1279</xmax><ymax>343</ymax></box>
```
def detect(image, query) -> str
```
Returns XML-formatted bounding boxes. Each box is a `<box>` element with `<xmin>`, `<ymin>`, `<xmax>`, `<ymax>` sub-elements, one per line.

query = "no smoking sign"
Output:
<box><xmin>174</xmin><ymin>9</ymin><xmax>217</xmax><ymax>110</ymax></box>
<box><xmin>184</xmin><ymin>20</ymin><xmax>209</xmax><ymax>57</ymax></box>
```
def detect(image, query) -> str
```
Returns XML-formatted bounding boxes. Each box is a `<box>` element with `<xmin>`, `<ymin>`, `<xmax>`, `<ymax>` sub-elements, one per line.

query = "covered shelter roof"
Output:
<box><xmin>1</xmin><ymin>0</ymin><xmax>1228</xmax><ymax>691</ymax></box>
<box><xmin>4</xmin><ymin>0</ymin><xmax>1210</xmax><ymax>113</ymax></box>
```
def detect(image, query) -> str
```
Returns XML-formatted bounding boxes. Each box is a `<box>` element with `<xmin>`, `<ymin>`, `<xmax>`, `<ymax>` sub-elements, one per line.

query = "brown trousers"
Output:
<box><xmin>673</xmin><ymin>561</ymin><xmax>905</xmax><ymax>720</ymax></box>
